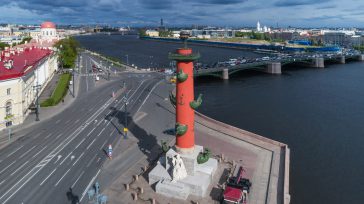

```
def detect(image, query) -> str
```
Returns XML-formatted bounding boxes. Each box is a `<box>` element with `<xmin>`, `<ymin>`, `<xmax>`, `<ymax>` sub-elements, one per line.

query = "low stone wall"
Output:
<box><xmin>194</xmin><ymin>111</ymin><xmax>290</xmax><ymax>204</ymax></box>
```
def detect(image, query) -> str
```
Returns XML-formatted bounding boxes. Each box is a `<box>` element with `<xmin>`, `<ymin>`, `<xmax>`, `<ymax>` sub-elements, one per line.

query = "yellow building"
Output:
<box><xmin>146</xmin><ymin>30</ymin><xmax>159</xmax><ymax>37</ymax></box>
<box><xmin>0</xmin><ymin>47</ymin><xmax>58</xmax><ymax>130</ymax></box>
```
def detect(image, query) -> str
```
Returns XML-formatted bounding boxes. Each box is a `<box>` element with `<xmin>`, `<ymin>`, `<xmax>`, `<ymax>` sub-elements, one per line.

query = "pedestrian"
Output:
<box><xmin>62</xmin><ymin>99</ymin><xmax>64</xmax><ymax>103</ymax></box>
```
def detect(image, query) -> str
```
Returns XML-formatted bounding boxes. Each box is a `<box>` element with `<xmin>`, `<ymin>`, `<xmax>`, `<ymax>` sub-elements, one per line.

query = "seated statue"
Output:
<box><xmin>171</xmin><ymin>154</ymin><xmax>187</xmax><ymax>182</ymax></box>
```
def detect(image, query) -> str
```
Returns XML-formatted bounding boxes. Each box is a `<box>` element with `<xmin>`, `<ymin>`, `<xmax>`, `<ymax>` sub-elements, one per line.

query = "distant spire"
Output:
<box><xmin>161</xmin><ymin>18</ymin><xmax>164</xmax><ymax>27</ymax></box>
<box><xmin>257</xmin><ymin>21</ymin><xmax>261</xmax><ymax>32</ymax></box>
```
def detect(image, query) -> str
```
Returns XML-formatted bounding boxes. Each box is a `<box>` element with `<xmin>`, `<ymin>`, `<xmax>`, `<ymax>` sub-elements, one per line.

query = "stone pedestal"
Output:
<box><xmin>148</xmin><ymin>145</ymin><xmax>218</xmax><ymax>200</ymax></box>
<box><xmin>167</xmin><ymin>146</ymin><xmax>203</xmax><ymax>176</ymax></box>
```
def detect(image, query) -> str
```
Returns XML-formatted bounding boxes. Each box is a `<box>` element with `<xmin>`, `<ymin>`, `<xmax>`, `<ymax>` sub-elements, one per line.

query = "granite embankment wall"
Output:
<box><xmin>195</xmin><ymin>111</ymin><xmax>290</xmax><ymax>204</ymax></box>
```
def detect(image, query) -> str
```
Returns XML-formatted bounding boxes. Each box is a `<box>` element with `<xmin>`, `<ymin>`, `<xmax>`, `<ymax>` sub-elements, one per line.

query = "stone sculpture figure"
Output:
<box><xmin>171</xmin><ymin>154</ymin><xmax>187</xmax><ymax>182</ymax></box>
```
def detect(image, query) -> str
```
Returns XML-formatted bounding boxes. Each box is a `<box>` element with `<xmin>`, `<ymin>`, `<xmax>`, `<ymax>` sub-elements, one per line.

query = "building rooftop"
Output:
<box><xmin>41</xmin><ymin>21</ymin><xmax>56</xmax><ymax>29</ymax></box>
<box><xmin>0</xmin><ymin>47</ymin><xmax>53</xmax><ymax>81</ymax></box>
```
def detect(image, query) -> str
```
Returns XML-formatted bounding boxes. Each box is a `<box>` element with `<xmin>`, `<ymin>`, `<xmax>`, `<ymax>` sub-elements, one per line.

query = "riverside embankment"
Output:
<box><xmin>195</xmin><ymin>112</ymin><xmax>290</xmax><ymax>204</ymax></box>
<box><xmin>77</xmin><ymin>35</ymin><xmax>364</xmax><ymax>204</ymax></box>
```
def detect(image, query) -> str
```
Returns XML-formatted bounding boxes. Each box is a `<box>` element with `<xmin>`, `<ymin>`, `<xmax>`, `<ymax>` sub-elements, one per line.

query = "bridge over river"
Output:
<box><xmin>194</xmin><ymin>53</ymin><xmax>364</xmax><ymax>79</ymax></box>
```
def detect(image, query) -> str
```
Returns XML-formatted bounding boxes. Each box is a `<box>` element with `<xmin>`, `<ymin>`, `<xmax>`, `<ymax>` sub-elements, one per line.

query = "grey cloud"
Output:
<box><xmin>138</xmin><ymin>0</ymin><xmax>174</xmax><ymax>9</ymax></box>
<box><xmin>275</xmin><ymin>0</ymin><xmax>331</xmax><ymax>7</ymax></box>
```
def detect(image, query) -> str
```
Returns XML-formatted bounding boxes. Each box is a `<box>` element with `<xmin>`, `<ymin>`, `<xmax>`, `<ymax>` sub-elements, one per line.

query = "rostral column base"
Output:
<box><xmin>176</xmin><ymin>145</ymin><xmax>195</xmax><ymax>154</ymax></box>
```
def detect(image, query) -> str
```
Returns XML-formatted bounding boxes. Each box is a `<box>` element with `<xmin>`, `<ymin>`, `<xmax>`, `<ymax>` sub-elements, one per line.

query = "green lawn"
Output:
<box><xmin>41</xmin><ymin>73</ymin><xmax>71</xmax><ymax>107</ymax></box>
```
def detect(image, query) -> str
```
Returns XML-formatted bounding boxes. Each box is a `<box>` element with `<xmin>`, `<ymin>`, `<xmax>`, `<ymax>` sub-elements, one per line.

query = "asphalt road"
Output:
<box><xmin>0</xmin><ymin>51</ymin><xmax>164</xmax><ymax>204</ymax></box>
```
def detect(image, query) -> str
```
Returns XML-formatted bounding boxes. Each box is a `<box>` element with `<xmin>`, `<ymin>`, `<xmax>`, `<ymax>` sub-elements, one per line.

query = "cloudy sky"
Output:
<box><xmin>0</xmin><ymin>0</ymin><xmax>364</xmax><ymax>27</ymax></box>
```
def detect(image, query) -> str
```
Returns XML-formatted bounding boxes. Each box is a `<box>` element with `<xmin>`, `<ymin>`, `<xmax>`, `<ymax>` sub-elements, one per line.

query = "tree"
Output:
<box><xmin>0</xmin><ymin>42</ymin><xmax>7</xmax><ymax>50</ymax></box>
<box><xmin>54</xmin><ymin>37</ymin><xmax>79</xmax><ymax>68</ymax></box>
<box><xmin>19</xmin><ymin>37</ymin><xmax>32</xmax><ymax>45</ymax></box>
<box><xmin>139</xmin><ymin>29</ymin><xmax>147</xmax><ymax>37</ymax></box>
<box><xmin>159</xmin><ymin>30</ymin><xmax>172</xmax><ymax>37</ymax></box>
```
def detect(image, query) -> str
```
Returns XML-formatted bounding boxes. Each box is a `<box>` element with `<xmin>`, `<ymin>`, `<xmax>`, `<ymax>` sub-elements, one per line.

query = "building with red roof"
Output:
<box><xmin>0</xmin><ymin>22</ymin><xmax>59</xmax><ymax>130</ymax></box>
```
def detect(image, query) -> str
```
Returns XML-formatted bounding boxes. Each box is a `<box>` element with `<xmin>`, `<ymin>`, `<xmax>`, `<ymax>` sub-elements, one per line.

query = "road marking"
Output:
<box><xmin>19</xmin><ymin>146</ymin><xmax>37</xmax><ymax>159</ymax></box>
<box><xmin>75</xmin><ymin>119</ymin><xmax>80</xmax><ymax>123</ymax></box>
<box><xmin>55</xmin><ymin>119</ymin><xmax>61</xmax><ymax>124</ymax></box>
<box><xmin>44</xmin><ymin>133</ymin><xmax>52</xmax><ymax>139</ymax></box>
<box><xmin>97</xmin><ymin>128</ymin><xmax>106</xmax><ymax>137</ymax></box>
<box><xmin>80</xmin><ymin>169</ymin><xmax>101</xmax><ymax>202</ymax></box>
<box><xmin>0</xmin><ymin>161</ymin><xmax>16</xmax><ymax>174</ymax></box>
<box><xmin>7</xmin><ymin>145</ymin><xmax>24</xmax><ymax>158</ymax></box>
<box><xmin>128</xmin><ymin>80</ymin><xmax>154</xmax><ymax>112</ymax></box>
<box><xmin>86</xmin><ymin>138</ymin><xmax>96</xmax><ymax>150</ymax></box>
<box><xmin>40</xmin><ymin>168</ymin><xmax>57</xmax><ymax>186</ymax></box>
<box><xmin>65</xmin><ymin>120</ymin><xmax>70</xmax><ymax>124</ymax></box>
<box><xmin>0</xmin><ymin>80</ymin><xmax>141</xmax><ymax>203</ymax></box>
<box><xmin>10</xmin><ymin>161</ymin><xmax>29</xmax><ymax>176</ymax></box>
<box><xmin>100</xmin><ymin>140</ymin><xmax>107</xmax><ymax>150</ymax></box>
<box><xmin>109</xmin><ymin>130</ymin><xmax>115</xmax><ymax>137</ymax></box>
<box><xmin>59</xmin><ymin>151</ymin><xmax>73</xmax><ymax>165</ymax></box>
<box><xmin>32</xmin><ymin>146</ymin><xmax>47</xmax><ymax>158</ymax></box>
<box><xmin>97</xmin><ymin>120</ymin><xmax>102</xmax><ymax>126</ymax></box>
<box><xmin>87</xmin><ymin>127</ymin><xmax>96</xmax><ymax>137</ymax></box>
<box><xmin>0</xmin><ymin>179</ymin><xmax>6</xmax><ymax>186</ymax></box>
<box><xmin>136</xmin><ymin>79</ymin><xmax>163</xmax><ymax>113</ymax></box>
<box><xmin>75</xmin><ymin>138</ymin><xmax>86</xmax><ymax>149</ymax></box>
<box><xmin>86</xmin><ymin>154</ymin><xmax>97</xmax><ymax>167</ymax></box>
<box><xmin>56</xmin><ymin>133</ymin><xmax>63</xmax><ymax>139</ymax></box>
<box><xmin>54</xmin><ymin>155</ymin><xmax>62</xmax><ymax>164</ymax></box>
<box><xmin>55</xmin><ymin>168</ymin><xmax>71</xmax><ymax>186</ymax></box>
<box><xmin>73</xmin><ymin>152</ymin><xmax>84</xmax><ymax>166</ymax></box>
<box><xmin>71</xmin><ymin>171</ymin><xmax>85</xmax><ymax>188</ymax></box>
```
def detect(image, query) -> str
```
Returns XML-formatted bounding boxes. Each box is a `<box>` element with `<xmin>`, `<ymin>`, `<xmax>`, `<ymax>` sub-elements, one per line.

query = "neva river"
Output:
<box><xmin>77</xmin><ymin>34</ymin><xmax>364</xmax><ymax>204</ymax></box>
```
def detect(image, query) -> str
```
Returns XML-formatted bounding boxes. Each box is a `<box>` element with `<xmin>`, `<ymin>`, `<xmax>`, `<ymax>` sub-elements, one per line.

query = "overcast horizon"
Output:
<box><xmin>1</xmin><ymin>0</ymin><xmax>364</xmax><ymax>27</ymax></box>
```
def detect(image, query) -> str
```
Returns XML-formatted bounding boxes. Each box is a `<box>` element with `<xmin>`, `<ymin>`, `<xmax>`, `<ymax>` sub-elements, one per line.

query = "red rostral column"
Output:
<box><xmin>169</xmin><ymin>31</ymin><xmax>200</xmax><ymax>154</ymax></box>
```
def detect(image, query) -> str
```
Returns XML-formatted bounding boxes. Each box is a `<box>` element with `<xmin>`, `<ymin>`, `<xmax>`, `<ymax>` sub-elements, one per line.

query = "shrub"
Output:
<box><xmin>40</xmin><ymin>73</ymin><xmax>71</xmax><ymax>107</ymax></box>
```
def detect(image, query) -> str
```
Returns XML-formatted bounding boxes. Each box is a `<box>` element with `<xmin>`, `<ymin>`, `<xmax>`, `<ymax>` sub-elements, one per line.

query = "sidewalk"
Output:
<box><xmin>38</xmin><ymin>73</ymin><xmax>61</xmax><ymax>103</ymax></box>
<box><xmin>0</xmin><ymin>72</ymin><xmax>81</xmax><ymax>146</ymax></box>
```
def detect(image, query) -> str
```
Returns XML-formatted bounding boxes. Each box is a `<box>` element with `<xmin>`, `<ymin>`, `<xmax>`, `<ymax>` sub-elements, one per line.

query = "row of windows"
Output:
<box><xmin>42</xmin><ymin>30</ymin><xmax>56</xmax><ymax>36</ymax></box>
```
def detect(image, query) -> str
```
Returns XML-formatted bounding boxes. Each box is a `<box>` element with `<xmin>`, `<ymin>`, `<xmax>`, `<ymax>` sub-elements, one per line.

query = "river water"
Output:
<box><xmin>76</xmin><ymin>35</ymin><xmax>364</xmax><ymax>204</ymax></box>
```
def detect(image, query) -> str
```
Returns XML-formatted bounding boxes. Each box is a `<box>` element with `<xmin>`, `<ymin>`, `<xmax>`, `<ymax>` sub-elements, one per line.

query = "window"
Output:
<box><xmin>5</xmin><ymin>101</ymin><xmax>12</xmax><ymax>116</ymax></box>
<box><xmin>6</xmin><ymin>88</ymin><xmax>10</xmax><ymax>95</ymax></box>
<box><xmin>6</xmin><ymin>121</ymin><xmax>12</xmax><ymax>127</ymax></box>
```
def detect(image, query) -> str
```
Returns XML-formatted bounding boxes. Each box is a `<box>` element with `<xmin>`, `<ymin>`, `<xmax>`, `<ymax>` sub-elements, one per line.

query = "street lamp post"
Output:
<box><xmin>59</xmin><ymin>44</ymin><xmax>63</xmax><ymax>72</ymax></box>
<box><xmin>125</xmin><ymin>55</ymin><xmax>129</xmax><ymax>65</ymax></box>
<box><xmin>72</xmin><ymin>69</ymin><xmax>75</xmax><ymax>98</ymax></box>
<box><xmin>33</xmin><ymin>84</ymin><xmax>41</xmax><ymax>121</ymax></box>
<box><xmin>149</xmin><ymin>56</ymin><xmax>153</xmax><ymax>69</ymax></box>
<box><xmin>123</xmin><ymin>92</ymin><xmax>128</xmax><ymax>139</ymax></box>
